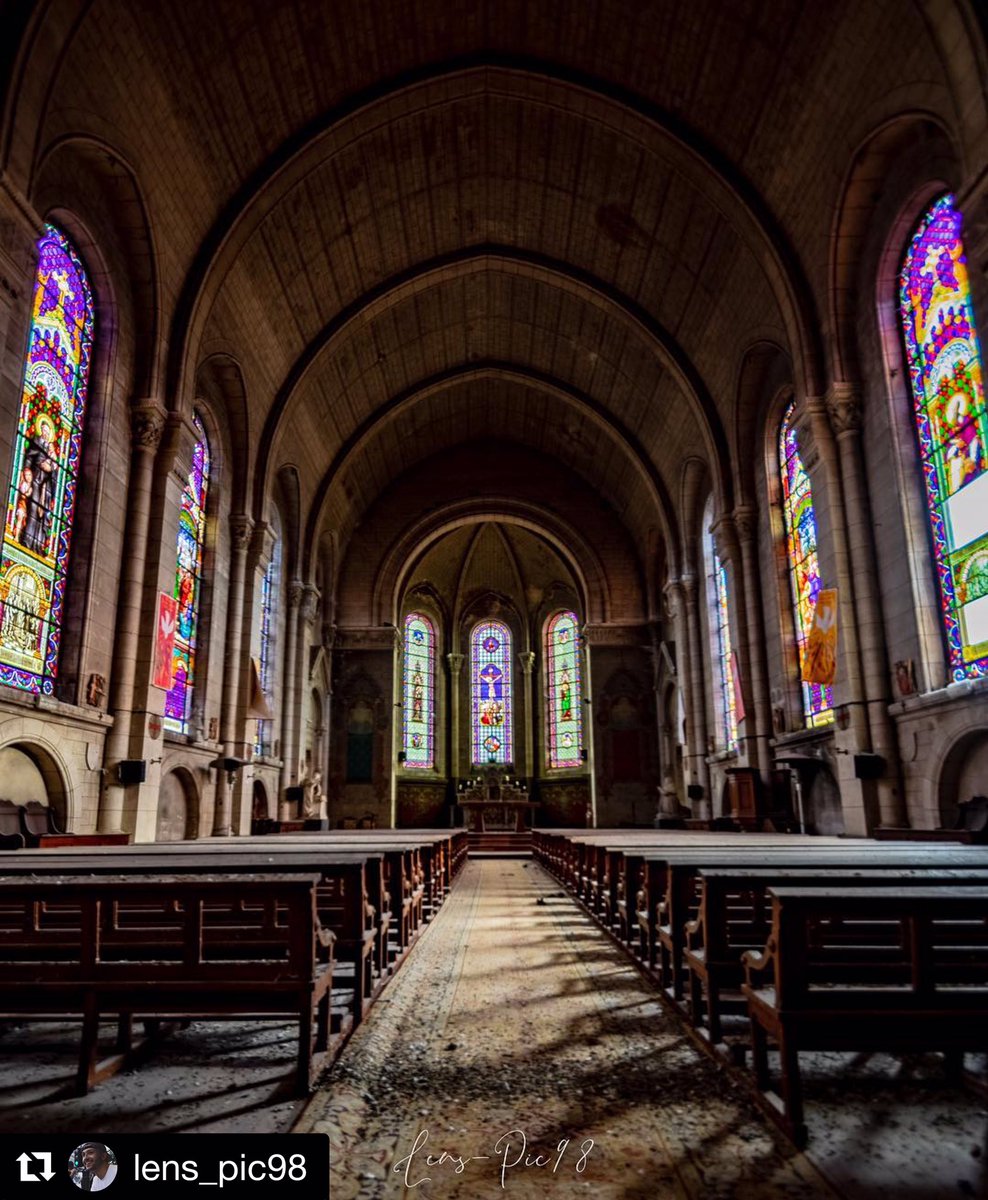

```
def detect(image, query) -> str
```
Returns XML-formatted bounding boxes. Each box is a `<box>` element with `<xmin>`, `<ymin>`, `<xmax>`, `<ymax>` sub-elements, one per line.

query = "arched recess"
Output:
<box><xmin>0</xmin><ymin>740</ymin><xmax>70</xmax><ymax>831</ymax></box>
<box><xmin>275</xmin><ymin>465</ymin><xmax>302</xmax><ymax>584</ymax></box>
<box><xmin>31</xmin><ymin>135</ymin><xmax>160</xmax><ymax>397</ymax></box>
<box><xmin>732</xmin><ymin>341</ymin><xmax>794</xmax><ymax>506</ymax></box>
<box><xmin>373</xmin><ymin>504</ymin><xmax>610</xmax><ymax>631</ymax></box>
<box><xmin>155</xmin><ymin>765</ymin><xmax>199</xmax><ymax>842</ymax></box>
<box><xmin>303</xmin><ymin>363</ymin><xmax>678</xmax><ymax>580</ymax></box>
<box><xmin>829</xmin><ymin>114</ymin><xmax>960</xmax><ymax>386</ymax></box>
<box><xmin>195</xmin><ymin>352</ymin><xmax>252</xmax><ymax>514</ymax></box>
<box><xmin>937</xmin><ymin>727</ymin><xmax>988</xmax><ymax>827</ymax></box>
<box><xmin>167</xmin><ymin>63</ymin><xmax>824</xmax><ymax>411</ymax></box>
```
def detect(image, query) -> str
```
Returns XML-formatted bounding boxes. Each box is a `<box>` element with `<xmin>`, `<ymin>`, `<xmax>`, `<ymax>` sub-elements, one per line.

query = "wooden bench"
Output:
<box><xmin>645</xmin><ymin>846</ymin><xmax>988</xmax><ymax>1000</ymax></box>
<box><xmin>741</xmin><ymin>885</ymin><xmax>988</xmax><ymax>1146</ymax></box>
<box><xmin>0</xmin><ymin>847</ymin><xmax>381</xmax><ymax>1030</ymax></box>
<box><xmin>0</xmin><ymin>873</ymin><xmax>335</xmax><ymax>1096</ymax></box>
<box><xmin>685</xmin><ymin>865</ymin><xmax>988</xmax><ymax>1045</ymax></box>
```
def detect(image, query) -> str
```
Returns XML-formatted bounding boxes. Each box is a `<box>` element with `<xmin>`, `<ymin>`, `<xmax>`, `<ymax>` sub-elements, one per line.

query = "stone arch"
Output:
<box><xmin>937</xmin><ymin>726</ymin><xmax>988</xmax><ymax>828</ymax></box>
<box><xmin>0</xmin><ymin>738</ymin><xmax>71</xmax><ymax>831</ymax></box>
<box><xmin>155</xmin><ymin>765</ymin><xmax>199</xmax><ymax>842</ymax></box>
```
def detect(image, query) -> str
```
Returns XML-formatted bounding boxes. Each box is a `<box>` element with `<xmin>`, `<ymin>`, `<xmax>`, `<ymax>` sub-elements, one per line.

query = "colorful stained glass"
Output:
<box><xmin>164</xmin><ymin>416</ymin><xmax>210</xmax><ymax>733</ymax></box>
<box><xmin>779</xmin><ymin>402</ymin><xmax>834</xmax><ymax>726</ymax></box>
<box><xmin>471</xmin><ymin>620</ymin><xmax>513</xmax><ymax>764</ymax></box>
<box><xmin>545</xmin><ymin>611</ymin><xmax>582</xmax><ymax>768</ymax></box>
<box><xmin>900</xmin><ymin>194</ymin><xmax>988</xmax><ymax>679</ymax></box>
<box><xmin>402</xmin><ymin>612</ymin><xmax>435</xmax><ymax>769</ymax></box>
<box><xmin>254</xmin><ymin>539</ymin><xmax>280</xmax><ymax>756</ymax></box>
<box><xmin>0</xmin><ymin>225</ymin><xmax>94</xmax><ymax>694</ymax></box>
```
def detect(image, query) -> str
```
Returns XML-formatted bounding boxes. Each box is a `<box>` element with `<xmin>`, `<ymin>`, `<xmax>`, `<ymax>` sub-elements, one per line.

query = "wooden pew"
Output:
<box><xmin>686</xmin><ymin>865</ymin><xmax>988</xmax><ymax>1045</ymax></box>
<box><xmin>0</xmin><ymin>872</ymin><xmax>334</xmax><ymax>1096</ymax></box>
<box><xmin>644</xmin><ymin>846</ymin><xmax>988</xmax><ymax>1000</ymax></box>
<box><xmin>0</xmin><ymin>848</ymin><xmax>381</xmax><ymax>1029</ymax></box>
<box><xmin>741</xmin><ymin>885</ymin><xmax>988</xmax><ymax>1147</ymax></box>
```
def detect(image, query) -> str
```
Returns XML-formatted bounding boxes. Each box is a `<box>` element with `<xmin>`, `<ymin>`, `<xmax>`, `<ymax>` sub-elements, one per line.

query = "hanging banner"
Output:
<box><xmin>151</xmin><ymin>591</ymin><xmax>178</xmax><ymax>690</ymax></box>
<box><xmin>730</xmin><ymin>649</ymin><xmax>746</xmax><ymax>723</ymax></box>
<box><xmin>802</xmin><ymin>587</ymin><xmax>838</xmax><ymax>685</ymax></box>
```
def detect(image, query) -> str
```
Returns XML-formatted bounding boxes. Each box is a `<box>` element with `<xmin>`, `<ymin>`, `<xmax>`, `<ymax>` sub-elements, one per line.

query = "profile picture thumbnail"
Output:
<box><xmin>68</xmin><ymin>1142</ymin><xmax>118</xmax><ymax>1191</ymax></box>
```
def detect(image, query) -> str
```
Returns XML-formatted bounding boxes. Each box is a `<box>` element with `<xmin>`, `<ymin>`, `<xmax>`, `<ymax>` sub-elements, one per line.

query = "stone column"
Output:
<box><xmin>680</xmin><ymin>573</ymin><xmax>710</xmax><ymax>813</ymax></box>
<box><xmin>732</xmin><ymin>504</ymin><xmax>772</xmax><ymax>776</ymax></box>
<box><xmin>99</xmin><ymin>401</ymin><xmax>166</xmax><ymax>833</ymax></box>
<box><xmin>797</xmin><ymin>398</ymin><xmax>869</xmax><ymax>741</ymax></box>
<box><xmin>212</xmin><ymin>513</ymin><xmax>253</xmax><ymax>837</ymax></box>
<box><xmin>286</xmin><ymin>584</ymin><xmax>320</xmax><ymax>808</ymax></box>
<box><xmin>662</xmin><ymin>579</ymin><xmax>690</xmax><ymax>800</ymax></box>
<box><xmin>518</xmin><ymin>650</ymin><xmax>536</xmax><ymax>778</ymax></box>
<box><xmin>446</xmin><ymin>652</ymin><xmax>464</xmax><ymax>778</ymax></box>
<box><xmin>828</xmin><ymin>385</ymin><xmax>906</xmax><ymax>826</ymax></box>
<box><xmin>279</xmin><ymin>580</ymin><xmax>303</xmax><ymax>818</ymax></box>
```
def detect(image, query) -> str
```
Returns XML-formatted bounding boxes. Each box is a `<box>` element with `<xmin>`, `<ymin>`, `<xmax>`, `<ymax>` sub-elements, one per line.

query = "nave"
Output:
<box><xmin>297</xmin><ymin>860</ymin><xmax>983</xmax><ymax>1200</ymax></box>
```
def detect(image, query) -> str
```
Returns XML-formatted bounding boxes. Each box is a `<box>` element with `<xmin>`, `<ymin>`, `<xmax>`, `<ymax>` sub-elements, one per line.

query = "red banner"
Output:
<box><xmin>152</xmin><ymin>591</ymin><xmax>178</xmax><ymax>690</ymax></box>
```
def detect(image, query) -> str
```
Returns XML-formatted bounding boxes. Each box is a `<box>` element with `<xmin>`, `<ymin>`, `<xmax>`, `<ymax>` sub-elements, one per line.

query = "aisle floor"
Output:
<box><xmin>297</xmin><ymin>859</ymin><xmax>852</xmax><ymax>1199</ymax></box>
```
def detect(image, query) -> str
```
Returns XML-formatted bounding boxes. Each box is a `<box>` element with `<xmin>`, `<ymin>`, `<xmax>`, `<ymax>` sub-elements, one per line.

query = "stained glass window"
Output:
<box><xmin>900</xmin><ymin>194</ymin><xmax>988</xmax><ymax>680</ymax></box>
<box><xmin>402</xmin><ymin>612</ymin><xmax>435</xmax><ymax>769</ymax></box>
<box><xmin>0</xmin><ymin>225</ymin><xmax>94</xmax><ymax>694</ymax></box>
<box><xmin>254</xmin><ymin>538</ymin><xmax>280</xmax><ymax>756</ymax></box>
<box><xmin>471</xmin><ymin>620</ymin><xmax>513</xmax><ymax>764</ymax></box>
<box><xmin>164</xmin><ymin>416</ymin><xmax>210</xmax><ymax>733</ymax></box>
<box><xmin>545</xmin><ymin>611</ymin><xmax>583</xmax><ymax>768</ymax></box>
<box><xmin>703</xmin><ymin>522</ymin><xmax>739</xmax><ymax>752</ymax></box>
<box><xmin>779</xmin><ymin>402</ymin><xmax>834</xmax><ymax>726</ymax></box>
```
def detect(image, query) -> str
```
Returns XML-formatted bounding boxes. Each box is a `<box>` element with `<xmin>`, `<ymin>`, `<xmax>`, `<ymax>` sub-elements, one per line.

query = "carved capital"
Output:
<box><xmin>229</xmin><ymin>513</ymin><xmax>253</xmax><ymax>552</ymax></box>
<box><xmin>163</xmin><ymin>412</ymin><xmax>201</xmax><ymax>483</ymax></box>
<box><xmin>446</xmin><ymin>652</ymin><xmax>464</xmax><ymax>676</ymax></box>
<box><xmin>793</xmin><ymin>398</ymin><xmax>824</xmax><ymax>473</ymax></box>
<box><xmin>300</xmin><ymin>585</ymin><xmax>320</xmax><ymax>624</ymax></box>
<box><xmin>732</xmin><ymin>504</ymin><xmax>756</xmax><ymax>544</ymax></box>
<box><xmin>131</xmin><ymin>401</ymin><xmax>167</xmax><ymax>452</ymax></box>
<box><xmin>826</xmin><ymin>384</ymin><xmax>863</xmax><ymax>437</ymax></box>
<box><xmin>288</xmin><ymin>580</ymin><xmax>305</xmax><ymax>610</ymax></box>
<box><xmin>518</xmin><ymin>650</ymin><xmax>536</xmax><ymax>673</ymax></box>
<box><xmin>709</xmin><ymin>513</ymin><xmax>737</xmax><ymax>565</ymax></box>
<box><xmin>662</xmin><ymin>579</ymin><xmax>682</xmax><ymax>621</ymax></box>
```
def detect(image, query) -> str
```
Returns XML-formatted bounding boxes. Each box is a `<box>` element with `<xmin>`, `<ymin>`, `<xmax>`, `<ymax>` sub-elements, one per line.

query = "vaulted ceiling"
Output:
<box><xmin>3</xmin><ymin>0</ymin><xmax>984</xmax><ymax>612</ymax></box>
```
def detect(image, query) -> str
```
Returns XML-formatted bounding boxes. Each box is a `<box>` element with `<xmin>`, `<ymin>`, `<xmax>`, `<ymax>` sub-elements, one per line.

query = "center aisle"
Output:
<box><xmin>295</xmin><ymin>859</ymin><xmax>835</xmax><ymax>1199</ymax></box>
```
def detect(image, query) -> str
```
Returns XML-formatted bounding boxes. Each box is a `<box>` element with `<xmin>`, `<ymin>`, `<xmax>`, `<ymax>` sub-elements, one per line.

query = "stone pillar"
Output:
<box><xmin>680</xmin><ymin>573</ymin><xmax>710</xmax><ymax>814</ymax></box>
<box><xmin>0</xmin><ymin>180</ymin><xmax>41</xmax><ymax>475</ymax></box>
<box><xmin>294</xmin><ymin>585</ymin><xmax>320</xmax><ymax>777</ymax></box>
<box><xmin>99</xmin><ymin>401</ymin><xmax>166</xmax><ymax>833</ymax></box>
<box><xmin>797</xmin><ymin>397</ymin><xmax>873</xmax><ymax>835</ymax></box>
<box><xmin>279</xmin><ymin>580</ymin><xmax>303</xmax><ymax>817</ymax></box>
<box><xmin>828</xmin><ymin>385</ymin><xmax>906</xmax><ymax>826</ymax></box>
<box><xmin>518</xmin><ymin>650</ymin><xmax>536</xmax><ymax>778</ymax></box>
<box><xmin>732</xmin><ymin>504</ymin><xmax>772</xmax><ymax>777</ymax></box>
<box><xmin>447</xmin><ymin>651</ymin><xmax>464</xmax><ymax>778</ymax></box>
<box><xmin>662</xmin><ymin>579</ymin><xmax>690</xmax><ymax>799</ymax></box>
<box><xmin>212</xmin><ymin>513</ymin><xmax>253</xmax><ymax>837</ymax></box>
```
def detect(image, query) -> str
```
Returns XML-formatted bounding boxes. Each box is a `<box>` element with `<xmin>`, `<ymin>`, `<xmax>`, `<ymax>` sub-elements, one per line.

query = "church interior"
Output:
<box><xmin>1</xmin><ymin>1</ymin><xmax>988</xmax><ymax>1195</ymax></box>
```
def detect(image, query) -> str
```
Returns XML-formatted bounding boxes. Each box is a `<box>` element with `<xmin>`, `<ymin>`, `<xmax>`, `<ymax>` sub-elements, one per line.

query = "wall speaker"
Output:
<box><xmin>853</xmin><ymin>753</ymin><xmax>885</xmax><ymax>780</ymax></box>
<box><xmin>117</xmin><ymin>759</ymin><xmax>147</xmax><ymax>785</ymax></box>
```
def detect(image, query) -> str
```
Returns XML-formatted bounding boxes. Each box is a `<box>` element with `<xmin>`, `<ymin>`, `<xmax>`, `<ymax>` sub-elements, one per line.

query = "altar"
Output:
<box><xmin>457</xmin><ymin>770</ymin><xmax>539</xmax><ymax>832</ymax></box>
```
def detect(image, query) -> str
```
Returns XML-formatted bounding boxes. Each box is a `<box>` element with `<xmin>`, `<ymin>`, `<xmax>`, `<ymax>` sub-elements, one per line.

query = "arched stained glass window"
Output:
<box><xmin>702</xmin><ymin>521</ymin><xmax>739</xmax><ymax>752</ymax></box>
<box><xmin>545</xmin><ymin>611</ymin><xmax>583</xmax><ymax>768</ymax></box>
<box><xmin>254</xmin><ymin>538</ymin><xmax>281</xmax><ymax>756</ymax></box>
<box><xmin>402</xmin><ymin>612</ymin><xmax>435</xmax><ymax>769</ymax></box>
<box><xmin>779</xmin><ymin>402</ymin><xmax>833</xmax><ymax>726</ymax></box>
<box><xmin>0</xmin><ymin>224</ymin><xmax>94</xmax><ymax>694</ymax></box>
<box><xmin>900</xmin><ymin>194</ymin><xmax>988</xmax><ymax>680</ymax></box>
<box><xmin>164</xmin><ymin>416</ymin><xmax>210</xmax><ymax>734</ymax></box>
<box><xmin>471</xmin><ymin>619</ymin><xmax>513</xmax><ymax>764</ymax></box>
